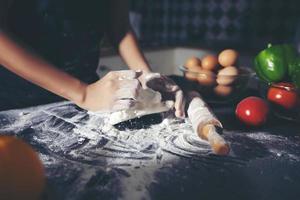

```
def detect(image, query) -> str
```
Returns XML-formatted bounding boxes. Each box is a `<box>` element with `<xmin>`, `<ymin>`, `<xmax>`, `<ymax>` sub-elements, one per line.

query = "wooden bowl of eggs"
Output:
<box><xmin>179</xmin><ymin>49</ymin><xmax>254</xmax><ymax>104</ymax></box>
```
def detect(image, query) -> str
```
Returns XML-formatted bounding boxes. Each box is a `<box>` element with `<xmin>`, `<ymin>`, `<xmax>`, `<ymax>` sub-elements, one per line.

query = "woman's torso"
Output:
<box><xmin>0</xmin><ymin>0</ymin><xmax>108</xmax><ymax>110</ymax></box>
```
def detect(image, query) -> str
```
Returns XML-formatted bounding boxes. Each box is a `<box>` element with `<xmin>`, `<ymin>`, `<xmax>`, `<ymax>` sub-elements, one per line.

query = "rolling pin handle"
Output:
<box><xmin>202</xmin><ymin>124</ymin><xmax>230</xmax><ymax>156</ymax></box>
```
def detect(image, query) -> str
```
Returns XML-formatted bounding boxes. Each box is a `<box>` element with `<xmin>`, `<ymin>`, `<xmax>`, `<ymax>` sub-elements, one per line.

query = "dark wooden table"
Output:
<box><xmin>0</xmin><ymin>97</ymin><xmax>299</xmax><ymax>200</ymax></box>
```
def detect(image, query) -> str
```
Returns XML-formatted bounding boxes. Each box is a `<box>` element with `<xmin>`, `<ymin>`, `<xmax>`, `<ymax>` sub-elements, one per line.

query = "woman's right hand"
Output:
<box><xmin>78</xmin><ymin>70</ymin><xmax>142</xmax><ymax>112</ymax></box>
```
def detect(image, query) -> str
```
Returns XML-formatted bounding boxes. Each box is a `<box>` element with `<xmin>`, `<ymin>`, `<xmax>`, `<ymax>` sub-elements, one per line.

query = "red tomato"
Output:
<box><xmin>267</xmin><ymin>82</ymin><xmax>299</xmax><ymax>109</ymax></box>
<box><xmin>235</xmin><ymin>96</ymin><xmax>269</xmax><ymax>126</ymax></box>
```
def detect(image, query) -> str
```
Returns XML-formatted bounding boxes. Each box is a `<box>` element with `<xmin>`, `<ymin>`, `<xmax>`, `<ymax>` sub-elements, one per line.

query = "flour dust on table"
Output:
<box><xmin>0</xmin><ymin>102</ymin><xmax>300</xmax><ymax>200</ymax></box>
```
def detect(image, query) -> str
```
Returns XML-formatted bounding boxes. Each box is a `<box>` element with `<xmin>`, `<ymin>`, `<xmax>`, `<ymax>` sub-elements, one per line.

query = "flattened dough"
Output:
<box><xmin>109</xmin><ymin>88</ymin><xmax>174</xmax><ymax>125</ymax></box>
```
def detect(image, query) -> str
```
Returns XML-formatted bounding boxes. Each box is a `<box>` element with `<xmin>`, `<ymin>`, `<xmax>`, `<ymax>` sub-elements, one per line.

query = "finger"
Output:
<box><xmin>144</xmin><ymin>72</ymin><xmax>161</xmax><ymax>82</ymax></box>
<box><xmin>115</xmin><ymin>87</ymin><xmax>139</xmax><ymax>100</ymax></box>
<box><xmin>149</xmin><ymin>75</ymin><xmax>178</xmax><ymax>92</ymax></box>
<box><xmin>145</xmin><ymin>73</ymin><xmax>161</xmax><ymax>89</ymax></box>
<box><xmin>115</xmin><ymin>70</ymin><xmax>142</xmax><ymax>80</ymax></box>
<box><xmin>159</xmin><ymin>83</ymin><xmax>178</xmax><ymax>93</ymax></box>
<box><xmin>174</xmin><ymin>90</ymin><xmax>185</xmax><ymax>118</ymax></box>
<box><xmin>163</xmin><ymin>77</ymin><xmax>180</xmax><ymax>91</ymax></box>
<box><xmin>112</xmin><ymin>99</ymin><xmax>136</xmax><ymax>111</ymax></box>
<box><xmin>170</xmin><ymin>85</ymin><xmax>179</xmax><ymax>92</ymax></box>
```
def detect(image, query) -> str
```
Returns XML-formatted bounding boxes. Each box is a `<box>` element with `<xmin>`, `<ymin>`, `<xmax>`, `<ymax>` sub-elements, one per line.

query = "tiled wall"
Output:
<box><xmin>130</xmin><ymin>0</ymin><xmax>300</xmax><ymax>49</ymax></box>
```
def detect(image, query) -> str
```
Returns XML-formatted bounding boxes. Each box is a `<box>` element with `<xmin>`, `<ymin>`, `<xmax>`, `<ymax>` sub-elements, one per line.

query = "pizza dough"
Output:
<box><xmin>109</xmin><ymin>88</ymin><xmax>174</xmax><ymax>125</ymax></box>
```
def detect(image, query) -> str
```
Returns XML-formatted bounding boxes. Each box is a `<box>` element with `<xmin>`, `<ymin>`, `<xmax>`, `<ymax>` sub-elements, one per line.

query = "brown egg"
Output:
<box><xmin>197</xmin><ymin>69</ymin><xmax>216</xmax><ymax>86</ymax></box>
<box><xmin>214</xmin><ymin>85</ymin><xmax>233</xmax><ymax>97</ymax></box>
<box><xmin>185</xmin><ymin>65</ymin><xmax>202</xmax><ymax>81</ymax></box>
<box><xmin>201</xmin><ymin>55</ymin><xmax>218</xmax><ymax>71</ymax></box>
<box><xmin>218</xmin><ymin>49</ymin><xmax>238</xmax><ymax>67</ymax></box>
<box><xmin>216</xmin><ymin>66</ymin><xmax>239</xmax><ymax>86</ymax></box>
<box><xmin>185</xmin><ymin>57</ymin><xmax>201</xmax><ymax>68</ymax></box>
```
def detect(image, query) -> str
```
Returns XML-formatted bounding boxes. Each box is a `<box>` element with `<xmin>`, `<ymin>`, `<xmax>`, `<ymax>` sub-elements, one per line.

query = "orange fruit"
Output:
<box><xmin>0</xmin><ymin>136</ymin><xmax>45</xmax><ymax>200</ymax></box>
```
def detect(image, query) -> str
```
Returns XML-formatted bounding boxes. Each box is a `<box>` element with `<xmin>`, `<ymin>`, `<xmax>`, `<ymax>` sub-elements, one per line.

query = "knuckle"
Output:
<box><xmin>106</xmin><ymin>79</ymin><xmax>116</xmax><ymax>89</ymax></box>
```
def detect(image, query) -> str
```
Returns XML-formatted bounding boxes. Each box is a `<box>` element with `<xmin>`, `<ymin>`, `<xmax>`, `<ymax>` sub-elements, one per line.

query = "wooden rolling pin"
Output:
<box><xmin>200</xmin><ymin>124</ymin><xmax>230</xmax><ymax>155</ymax></box>
<box><xmin>187</xmin><ymin>91</ymin><xmax>230</xmax><ymax>155</ymax></box>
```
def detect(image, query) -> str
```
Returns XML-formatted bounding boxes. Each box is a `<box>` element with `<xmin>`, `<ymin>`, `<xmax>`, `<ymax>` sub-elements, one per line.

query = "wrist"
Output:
<box><xmin>141</xmin><ymin>67</ymin><xmax>152</xmax><ymax>74</ymax></box>
<box><xmin>71</xmin><ymin>80</ymin><xmax>88</xmax><ymax>107</ymax></box>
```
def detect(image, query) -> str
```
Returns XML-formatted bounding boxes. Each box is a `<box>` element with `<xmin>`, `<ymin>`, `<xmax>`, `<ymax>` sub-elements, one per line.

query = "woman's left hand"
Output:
<box><xmin>140</xmin><ymin>72</ymin><xmax>185</xmax><ymax>118</ymax></box>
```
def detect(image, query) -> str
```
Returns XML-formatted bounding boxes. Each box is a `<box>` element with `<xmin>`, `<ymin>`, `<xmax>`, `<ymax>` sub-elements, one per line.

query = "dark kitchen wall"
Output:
<box><xmin>130</xmin><ymin>0</ymin><xmax>300</xmax><ymax>50</ymax></box>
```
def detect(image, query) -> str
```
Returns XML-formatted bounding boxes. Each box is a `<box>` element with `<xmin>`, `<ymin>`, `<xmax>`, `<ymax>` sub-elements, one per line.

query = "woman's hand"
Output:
<box><xmin>140</xmin><ymin>72</ymin><xmax>185</xmax><ymax>118</ymax></box>
<box><xmin>78</xmin><ymin>70</ymin><xmax>141</xmax><ymax>112</ymax></box>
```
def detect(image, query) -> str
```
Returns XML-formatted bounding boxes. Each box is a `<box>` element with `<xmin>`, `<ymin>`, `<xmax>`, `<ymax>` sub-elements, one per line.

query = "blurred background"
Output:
<box><xmin>124</xmin><ymin>0</ymin><xmax>300</xmax><ymax>51</ymax></box>
<box><xmin>1</xmin><ymin>0</ymin><xmax>300</xmax><ymax>110</ymax></box>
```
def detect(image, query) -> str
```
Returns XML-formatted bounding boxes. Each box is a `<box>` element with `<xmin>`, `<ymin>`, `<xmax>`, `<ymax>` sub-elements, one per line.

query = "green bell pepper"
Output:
<box><xmin>254</xmin><ymin>44</ymin><xmax>297</xmax><ymax>83</ymax></box>
<box><xmin>291</xmin><ymin>66</ymin><xmax>300</xmax><ymax>88</ymax></box>
<box><xmin>286</xmin><ymin>55</ymin><xmax>300</xmax><ymax>88</ymax></box>
<box><xmin>284</xmin><ymin>44</ymin><xmax>298</xmax><ymax>76</ymax></box>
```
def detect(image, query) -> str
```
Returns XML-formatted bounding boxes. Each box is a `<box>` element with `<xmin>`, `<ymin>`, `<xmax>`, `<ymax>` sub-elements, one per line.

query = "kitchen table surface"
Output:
<box><xmin>0</xmin><ymin>96</ymin><xmax>300</xmax><ymax>200</ymax></box>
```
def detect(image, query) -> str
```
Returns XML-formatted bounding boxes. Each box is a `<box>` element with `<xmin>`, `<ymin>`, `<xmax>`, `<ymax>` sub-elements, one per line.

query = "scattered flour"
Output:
<box><xmin>0</xmin><ymin>101</ymin><xmax>300</xmax><ymax>199</ymax></box>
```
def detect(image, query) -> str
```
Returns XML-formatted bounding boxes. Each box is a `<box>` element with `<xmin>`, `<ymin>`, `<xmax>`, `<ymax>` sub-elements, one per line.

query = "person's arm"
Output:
<box><xmin>106</xmin><ymin>0</ymin><xmax>151</xmax><ymax>73</ymax></box>
<box><xmin>0</xmin><ymin>31</ymin><xmax>142</xmax><ymax>112</ymax></box>
<box><xmin>106</xmin><ymin>0</ymin><xmax>185</xmax><ymax>117</ymax></box>
<box><xmin>0</xmin><ymin>31</ymin><xmax>87</xmax><ymax>105</ymax></box>
<box><xmin>0</xmin><ymin>0</ymin><xmax>87</xmax><ymax>104</ymax></box>
<box><xmin>0</xmin><ymin>0</ymin><xmax>142</xmax><ymax>112</ymax></box>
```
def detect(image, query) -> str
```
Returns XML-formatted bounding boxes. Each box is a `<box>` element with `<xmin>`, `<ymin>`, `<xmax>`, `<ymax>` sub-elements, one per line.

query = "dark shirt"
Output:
<box><xmin>0</xmin><ymin>0</ymin><xmax>108</xmax><ymax>110</ymax></box>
